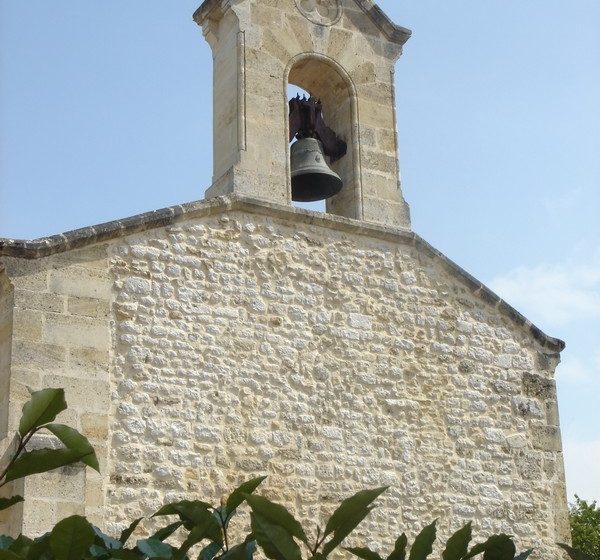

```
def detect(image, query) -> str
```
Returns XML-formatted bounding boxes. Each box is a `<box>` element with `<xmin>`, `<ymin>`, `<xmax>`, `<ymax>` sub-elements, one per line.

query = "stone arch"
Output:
<box><xmin>285</xmin><ymin>53</ymin><xmax>363</xmax><ymax>220</ymax></box>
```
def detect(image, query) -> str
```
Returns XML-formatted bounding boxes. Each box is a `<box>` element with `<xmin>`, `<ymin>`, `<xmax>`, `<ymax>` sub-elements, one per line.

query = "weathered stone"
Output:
<box><xmin>531</xmin><ymin>425</ymin><xmax>562</xmax><ymax>452</ymax></box>
<box><xmin>522</xmin><ymin>372</ymin><xmax>556</xmax><ymax>400</ymax></box>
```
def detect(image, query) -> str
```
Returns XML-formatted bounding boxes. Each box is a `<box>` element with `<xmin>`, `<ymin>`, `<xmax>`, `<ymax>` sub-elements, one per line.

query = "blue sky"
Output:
<box><xmin>1</xmin><ymin>1</ymin><xmax>599</xmax><ymax>502</ymax></box>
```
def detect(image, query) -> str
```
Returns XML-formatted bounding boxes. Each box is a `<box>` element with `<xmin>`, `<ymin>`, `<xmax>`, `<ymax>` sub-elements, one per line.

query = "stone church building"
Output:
<box><xmin>0</xmin><ymin>0</ymin><xmax>569</xmax><ymax>557</ymax></box>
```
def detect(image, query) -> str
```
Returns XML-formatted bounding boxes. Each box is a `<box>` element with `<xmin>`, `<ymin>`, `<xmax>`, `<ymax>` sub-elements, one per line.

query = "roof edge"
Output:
<box><xmin>193</xmin><ymin>1</ymin><xmax>412</xmax><ymax>46</ymax></box>
<box><xmin>0</xmin><ymin>194</ymin><xmax>565</xmax><ymax>354</ymax></box>
<box><xmin>354</xmin><ymin>0</ymin><xmax>412</xmax><ymax>45</ymax></box>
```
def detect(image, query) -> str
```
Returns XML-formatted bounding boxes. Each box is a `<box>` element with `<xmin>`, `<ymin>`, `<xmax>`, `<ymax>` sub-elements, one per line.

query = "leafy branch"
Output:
<box><xmin>0</xmin><ymin>389</ymin><xmax>99</xmax><ymax>514</ymax></box>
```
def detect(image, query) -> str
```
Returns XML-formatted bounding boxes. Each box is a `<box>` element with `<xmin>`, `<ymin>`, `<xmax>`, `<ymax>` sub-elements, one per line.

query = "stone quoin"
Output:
<box><xmin>0</xmin><ymin>1</ymin><xmax>569</xmax><ymax>558</ymax></box>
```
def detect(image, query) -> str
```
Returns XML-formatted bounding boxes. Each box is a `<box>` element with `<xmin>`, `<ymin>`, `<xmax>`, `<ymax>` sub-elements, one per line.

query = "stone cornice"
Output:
<box><xmin>193</xmin><ymin>0</ymin><xmax>412</xmax><ymax>46</ymax></box>
<box><xmin>0</xmin><ymin>194</ymin><xmax>565</xmax><ymax>353</ymax></box>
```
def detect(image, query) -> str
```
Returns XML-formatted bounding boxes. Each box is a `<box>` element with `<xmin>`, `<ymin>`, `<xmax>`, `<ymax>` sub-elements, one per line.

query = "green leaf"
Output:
<box><xmin>173</xmin><ymin>504</ymin><xmax>222</xmax><ymax>542</ymax></box>
<box><xmin>345</xmin><ymin>547</ymin><xmax>384</xmax><ymax>560</ymax></box>
<box><xmin>153</xmin><ymin>500</ymin><xmax>212</xmax><ymax>518</ymax></box>
<box><xmin>137</xmin><ymin>538</ymin><xmax>174</xmax><ymax>559</ymax></box>
<box><xmin>322</xmin><ymin>506</ymin><xmax>376</xmax><ymax>556</ymax></box>
<box><xmin>226</xmin><ymin>476</ymin><xmax>268</xmax><ymax>518</ymax></box>
<box><xmin>557</xmin><ymin>543</ymin><xmax>597</xmax><ymax>560</ymax></box>
<box><xmin>221</xmin><ymin>540</ymin><xmax>257</xmax><ymax>560</ymax></box>
<box><xmin>250</xmin><ymin>511</ymin><xmax>302</xmax><ymax>560</ymax></box>
<box><xmin>8</xmin><ymin>536</ymin><xmax>33</xmax><ymax>556</ymax></box>
<box><xmin>45</xmin><ymin>424</ymin><xmax>100</xmax><ymax>472</ymax></box>
<box><xmin>174</xmin><ymin>516</ymin><xmax>221</xmax><ymax>560</ymax></box>
<box><xmin>513</xmin><ymin>550</ymin><xmax>533</xmax><ymax>560</ymax></box>
<box><xmin>0</xmin><ymin>537</ymin><xmax>15</xmax><ymax>551</ymax></box>
<box><xmin>5</xmin><ymin>448</ymin><xmax>92</xmax><ymax>483</ymax></box>
<box><xmin>25</xmin><ymin>534</ymin><xmax>51</xmax><ymax>560</ymax></box>
<box><xmin>0</xmin><ymin>497</ymin><xmax>23</xmax><ymax>513</ymax></box>
<box><xmin>481</xmin><ymin>535</ymin><xmax>516</xmax><ymax>560</ymax></box>
<box><xmin>93</xmin><ymin>526</ymin><xmax>122</xmax><ymax>550</ymax></box>
<box><xmin>108</xmin><ymin>550</ymin><xmax>142</xmax><ymax>560</ymax></box>
<box><xmin>198</xmin><ymin>542</ymin><xmax>223</xmax><ymax>560</ymax></box>
<box><xmin>244</xmin><ymin>495</ymin><xmax>308</xmax><ymax>544</ymax></box>
<box><xmin>89</xmin><ymin>544</ymin><xmax>111</xmax><ymax>558</ymax></box>
<box><xmin>464</xmin><ymin>541</ymin><xmax>487</xmax><ymax>559</ymax></box>
<box><xmin>408</xmin><ymin>521</ymin><xmax>437</xmax><ymax>560</ymax></box>
<box><xmin>0</xmin><ymin>551</ymin><xmax>24</xmax><ymax>560</ymax></box>
<box><xmin>244</xmin><ymin>539</ymin><xmax>257</xmax><ymax>560</ymax></box>
<box><xmin>151</xmin><ymin>521</ymin><xmax>183</xmax><ymax>542</ymax></box>
<box><xmin>324</xmin><ymin>487</ymin><xmax>388</xmax><ymax>538</ymax></box>
<box><xmin>388</xmin><ymin>534</ymin><xmax>408</xmax><ymax>560</ymax></box>
<box><xmin>465</xmin><ymin>535</ymin><xmax>516</xmax><ymax>560</ymax></box>
<box><xmin>442</xmin><ymin>523</ymin><xmax>472</xmax><ymax>560</ymax></box>
<box><xmin>50</xmin><ymin>515</ymin><xmax>95</xmax><ymax>560</ymax></box>
<box><xmin>19</xmin><ymin>389</ymin><xmax>67</xmax><ymax>437</ymax></box>
<box><xmin>119</xmin><ymin>517</ymin><xmax>143</xmax><ymax>545</ymax></box>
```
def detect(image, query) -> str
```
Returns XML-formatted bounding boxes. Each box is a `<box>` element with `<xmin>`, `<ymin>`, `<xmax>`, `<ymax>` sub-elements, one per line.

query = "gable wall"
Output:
<box><xmin>104</xmin><ymin>211</ymin><xmax>568</xmax><ymax>558</ymax></box>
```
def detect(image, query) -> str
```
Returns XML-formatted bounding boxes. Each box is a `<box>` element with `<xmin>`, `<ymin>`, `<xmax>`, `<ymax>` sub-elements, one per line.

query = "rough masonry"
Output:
<box><xmin>0</xmin><ymin>197</ymin><xmax>569</xmax><ymax>558</ymax></box>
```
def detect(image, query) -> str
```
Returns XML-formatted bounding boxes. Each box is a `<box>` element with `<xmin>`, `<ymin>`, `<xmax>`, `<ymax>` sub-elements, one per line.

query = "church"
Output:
<box><xmin>0</xmin><ymin>1</ymin><xmax>569</xmax><ymax>557</ymax></box>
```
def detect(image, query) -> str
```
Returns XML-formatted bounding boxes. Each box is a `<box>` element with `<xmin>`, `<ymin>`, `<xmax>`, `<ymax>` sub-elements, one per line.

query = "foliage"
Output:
<box><xmin>0</xmin><ymin>388</ymin><xmax>99</xmax><ymax>509</ymax></box>
<box><xmin>0</xmin><ymin>388</ymin><xmax>593</xmax><ymax>560</ymax></box>
<box><xmin>558</xmin><ymin>496</ymin><xmax>600</xmax><ymax>560</ymax></box>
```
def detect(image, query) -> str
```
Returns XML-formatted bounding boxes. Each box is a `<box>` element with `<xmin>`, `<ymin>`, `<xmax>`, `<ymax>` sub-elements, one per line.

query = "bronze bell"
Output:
<box><xmin>289</xmin><ymin>95</ymin><xmax>347</xmax><ymax>202</ymax></box>
<box><xmin>290</xmin><ymin>138</ymin><xmax>343</xmax><ymax>202</ymax></box>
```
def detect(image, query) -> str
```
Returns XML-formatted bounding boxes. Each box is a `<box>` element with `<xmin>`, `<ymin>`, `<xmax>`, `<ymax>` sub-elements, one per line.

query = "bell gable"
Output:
<box><xmin>193</xmin><ymin>0</ymin><xmax>413</xmax><ymax>229</ymax></box>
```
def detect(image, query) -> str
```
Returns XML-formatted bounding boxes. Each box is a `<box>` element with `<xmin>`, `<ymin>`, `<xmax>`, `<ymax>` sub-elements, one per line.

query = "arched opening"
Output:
<box><xmin>286</xmin><ymin>55</ymin><xmax>361</xmax><ymax>220</ymax></box>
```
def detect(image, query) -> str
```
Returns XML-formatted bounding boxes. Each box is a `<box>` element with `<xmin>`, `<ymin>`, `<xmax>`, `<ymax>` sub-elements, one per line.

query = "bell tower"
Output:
<box><xmin>194</xmin><ymin>0</ymin><xmax>412</xmax><ymax>229</ymax></box>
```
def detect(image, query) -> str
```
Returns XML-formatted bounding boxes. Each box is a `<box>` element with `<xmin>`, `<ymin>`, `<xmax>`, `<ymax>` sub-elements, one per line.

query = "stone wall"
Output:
<box><xmin>105</xmin><ymin>210</ymin><xmax>568</xmax><ymax>558</ymax></box>
<box><xmin>0</xmin><ymin>270</ymin><xmax>19</xmax><ymax>537</ymax></box>
<box><xmin>0</xmin><ymin>246</ymin><xmax>112</xmax><ymax>534</ymax></box>
<box><xmin>0</xmin><ymin>201</ymin><xmax>569</xmax><ymax>557</ymax></box>
<box><xmin>0</xmin><ymin>271</ymin><xmax>13</xmax><ymax>440</ymax></box>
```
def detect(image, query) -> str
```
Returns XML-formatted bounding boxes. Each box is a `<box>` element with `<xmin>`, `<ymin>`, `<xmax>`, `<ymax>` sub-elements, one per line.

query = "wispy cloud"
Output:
<box><xmin>489</xmin><ymin>250</ymin><xmax>600</xmax><ymax>328</ymax></box>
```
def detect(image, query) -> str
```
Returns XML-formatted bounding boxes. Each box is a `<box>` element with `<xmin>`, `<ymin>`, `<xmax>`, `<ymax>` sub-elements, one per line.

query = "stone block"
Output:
<box><xmin>522</xmin><ymin>373</ymin><xmax>556</xmax><ymax>400</ymax></box>
<box><xmin>9</xmin><ymin>369</ymin><xmax>43</xmax><ymax>400</ymax></box>
<box><xmin>531</xmin><ymin>425</ymin><xmax>562</xmax><ymax>452</ymax></box>
<box><xmin>81</xmin><ymin>414</ymin><xmax>110</xmax><ymax>441</ymax></box>
<box><xmin>56</xmin><ymin>502</ymin><xmax>86</xmax><ymax>520</ymax></box>
<box><xmin>14</xmin><ymin>290</ymin><xmax>65</xmax><ymax>314</ymax></box>
<box><xmin>41</xmin><ymin>374</ymin><xmax>110</xmax><ymax>413</ymax></box>
<box><xmin>48</xmin><ymin>267</ymin><xmax>111</xmax><ymax>300</ymax></box>
<box><xmin>68</xmin><ymin>296</ymin><xmax>110</xmax><ymax>318</ymax></box>
<box><xmin>546</xmin><ymin>401</ymin><xmax>560</xmax><ymax>426</ymax></box>
<box><xmin>68</xmin><ymin>347</ymin><xmax>110</xmax><ymax>379</ymax></box>
<box><xmin>11</xmin><ymin>340</ymin><xmax>67</xmax><ymax>372</ymax></box>
<box><xmin>3</xmin><ymin>258</ymin><xmax>48</xmax><ymax>291</ymax></box>
<box><xmin>25</xmin><ymin>468</ymin><xmax>85</xmax><ymax>502</ymax></box>
<box><xmin>50</xmin><ymin>245</ymin><xmax>109</xmax><ymax>269</ymax></box>
<box><xmin>84</xmin><ymin>476</ymin><xmax>106</xmax><ymax>508</ymax></box>
<box><xmin>22</xmin><ymin>499</ymin><xmax>57</xmax><ymax>537</ymax></box>
<box><xmin>43</xmin><ymin>313</ymin><xmax>109</xmax><ymax>351</ymax></box>
<box><xmin>12</xmin><ymin>309</ymin><xmax>43</xmax><ymax>341</ymax></box>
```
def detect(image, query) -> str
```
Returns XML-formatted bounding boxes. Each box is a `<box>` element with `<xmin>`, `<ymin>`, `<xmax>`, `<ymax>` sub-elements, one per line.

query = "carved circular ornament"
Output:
<box><xmin>295</xmin><ymin>0</ymin><xmax>342</xmax><ymax>26</ymax></box>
